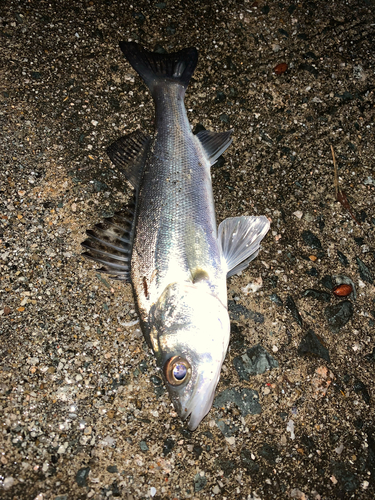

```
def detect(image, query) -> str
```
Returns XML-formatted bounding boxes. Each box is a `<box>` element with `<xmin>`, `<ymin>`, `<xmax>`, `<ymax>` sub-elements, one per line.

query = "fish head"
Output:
<box><xmin>150</xmin><ymin>282</ymin><xmax>230</xmax><ymax>430</ymax></box>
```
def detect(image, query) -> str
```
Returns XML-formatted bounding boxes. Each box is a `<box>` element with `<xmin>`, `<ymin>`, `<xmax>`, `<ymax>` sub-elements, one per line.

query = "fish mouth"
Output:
<box><xmin>178</xmin><ymin>370</ymin><xmax>221</xmax><ymax>431</ymax></box>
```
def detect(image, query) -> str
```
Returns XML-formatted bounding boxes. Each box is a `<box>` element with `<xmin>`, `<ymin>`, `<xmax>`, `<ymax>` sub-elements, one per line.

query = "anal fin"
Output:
<box><xmin>218</xmin><ymin>216</ymin><xmax>270</xmax><ymax>278</ymax></box>
<box><xmin>106</xmin><ymin>129</ymin><xmax>151</xmax><ymax>191</ymax></box>
<box><xmin>81</xmin><ymin>200</ymin><xmax>136</xmax><ymax>281</ymax></box>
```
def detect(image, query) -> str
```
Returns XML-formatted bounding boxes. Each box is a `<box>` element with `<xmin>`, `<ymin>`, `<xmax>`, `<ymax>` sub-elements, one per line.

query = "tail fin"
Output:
<box><xmin>119</xmin><ymin>42</ymin><xmax>198</xmax><ymax>95</ymax></box>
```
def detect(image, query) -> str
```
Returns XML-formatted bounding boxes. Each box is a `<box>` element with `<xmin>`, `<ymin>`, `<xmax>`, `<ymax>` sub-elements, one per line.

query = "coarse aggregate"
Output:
<box><xmin>1</xmin><ymin>0</ymin><xmax>375</xmax><ymax>499</ymax></box>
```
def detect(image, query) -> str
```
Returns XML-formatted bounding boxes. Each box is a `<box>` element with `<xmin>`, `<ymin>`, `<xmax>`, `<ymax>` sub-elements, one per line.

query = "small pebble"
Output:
<box><xmin>270</xmin><ymin>293</ymin><xmax>283</xmax><ymax>306</ymax></box>
<box><xmin>3</xmin><ymin>477</ymin><xmax>15</xmax><ymax>490</ymax></box>
<box><xmin>286</xmin><ymin>295</ymin><xmax>303</xmax><ymax>327</ymax></box>
<box><xmin>139</xmin><ymin>440</ymin><xmax>149</xmax><ymax>452</ymax></box>
<box><xmin>274</xmin><ymin>62</ymin><xmax>288</xmax><ymax>74</ymax></box>
<box><xmin>356</xmin><ymin>257</ymin><xmax>373</xmax><ymax>284</ymax></box>
<box><xmin>228</xmin><ymin>301</ymin><xmax>264</xmax><ymax>323</ymax></box>
<box><xmin>287</xmin><ymin>420</ymin><xmax>295</xmax><ymax>440</ymax></box>
<box><xmin>162</xmin><ymin>438</ymin><xmax>175</xmax><ymax>456</ymax></box>
<box><xmin>75</xmin><ymin>467</ymin><xmax>90</xmax><ymax>487</ymax></box>
<box><xmin>241</xmin><ymin>449</ymin><xmax>260</xmax><ymax>473</ymax></box>
<box><xmin>324</xmin><ymin>301</ymin><xmax>354</xmax><ymax>333</ymax></box>
<box><xmin>321</xmin><ymin>275</ymin><xmax>334</xmax><ymax>290</ymax></box>
<box><xmin>302</xmin><ymin>289</ymin><xmax>331</xmax><ymax>302</ymax></box>
<box><xmin>214</xmin><ymin>387</ymin><xmax>261</xmax><ymax>416</ymax></box>
<box><xmin>106</xmin><ymin>465</ymin><xmax>118</xmax><ymax>473</ymax></box>
<box><xmin>353</xmin><ymin>379</ymin><xmax>370</xmax><ymax>404</ymax></box>
<box><xmin>194</xmin><ymin>473</ymin><xmax>207</xmax><ymax>492</ymax></box>
<box><xmin>333</xmin><ymin>275</ymin><xmax>357</xmax><ymax>300</ymax></box>
<box><xmin>298</xmin><ymin>330</ymin><xmax>330</xmax><ymax>362</ymax></box>
<box><xmin>335</xmin><ymin>443</ymin><xmax>344</xmax><ymax>455</ymax></box>
<box><xmin>301</xmin><ymin>230</ymin><xmax>322</xmax><ymax>249</ymax></box>
<box><xmin>233</xmin><ymin>344</ymin><xmax>279</xmax><ymax>379</ymax></box>
<box><xmin>333</xmin><ymin>284</ymin><xmax>353</xmax><ymax>297</ymax></box>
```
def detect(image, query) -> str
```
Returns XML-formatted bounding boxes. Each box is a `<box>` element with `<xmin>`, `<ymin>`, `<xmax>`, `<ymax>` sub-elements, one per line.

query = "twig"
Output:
<box><xmin>331</xmin><ymin>145</ymin><xmax>339</xmax><ymax>199</ymax></box>
<box><xmin>331</xmin><ymin>145</ymin><xmax>361</xmax><ymax>226</ymax></box>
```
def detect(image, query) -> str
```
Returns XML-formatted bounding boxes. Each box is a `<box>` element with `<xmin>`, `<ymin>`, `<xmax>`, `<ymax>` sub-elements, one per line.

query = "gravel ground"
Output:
<box><xmin>1</xmin><ymin>0</ymin><xmax>375</xmax><ymax>499</ymax></box>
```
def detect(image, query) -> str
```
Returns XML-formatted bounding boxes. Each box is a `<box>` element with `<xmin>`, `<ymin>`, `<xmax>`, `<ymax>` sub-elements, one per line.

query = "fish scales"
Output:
<box><xmin>134</xmin><ymin>84</ymin><xmax>224</xmax><ymax>316</ymax></box>
<box><xmin>82</xmin><ymin>42</ymin><xmax>270</xmax><ymax>430</ymax></box>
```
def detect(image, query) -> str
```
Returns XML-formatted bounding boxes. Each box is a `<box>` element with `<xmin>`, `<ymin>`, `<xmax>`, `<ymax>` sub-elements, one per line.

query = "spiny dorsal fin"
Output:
<box><xmin>106</xmin><ymin>130</ymin><xmax>151</xmax><ymax>191</ymax></box>
<box><xmin>196</xmin><ymin>129</ymin><xmax>233</xmax><ymax>166</ymax></box>
<box><xmin>218</xmin><ymin>215</ymin><xmax>270</xmax><ymax>278</ymax></box>
<box><xmin>81</xmin><ymin>200</ymin><xmax>136</xmax><ymax>282</ymax></box>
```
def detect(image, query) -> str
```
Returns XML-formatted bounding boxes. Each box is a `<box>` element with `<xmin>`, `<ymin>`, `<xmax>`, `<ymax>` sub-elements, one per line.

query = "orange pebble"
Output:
<box><xmin>333</xmin><ymin>284</ymin><xmax>353</xmax><ymax>297</ymax></box>
<box><xmin>274</xmin><ymin>62</ymin><xmax>288</xmax><ymax>74</ymax></box>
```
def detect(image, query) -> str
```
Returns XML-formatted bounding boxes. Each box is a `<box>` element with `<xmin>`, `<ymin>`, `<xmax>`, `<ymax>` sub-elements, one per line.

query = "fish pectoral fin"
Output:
<box><xmin>81</xmin><ymin>200</ymin><xmax>136</xmax><ymax>282</ymax></box>
<box><xmin>106</xmin><ymin>129</ymin><xmax>151</xmax><ymax>191</ymax></box>
<box><xmin>218</xmin><ymin>216</ymin><xmax>270</xmax><ymax>278</ymax></box>
<box><xmin>196</xmin><ymin>129</ymin><xmax>233</xmax><ymax>166</ymax></box>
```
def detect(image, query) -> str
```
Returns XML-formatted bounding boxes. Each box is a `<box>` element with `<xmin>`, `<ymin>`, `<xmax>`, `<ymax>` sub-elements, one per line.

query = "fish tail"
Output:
<box><xmin>119</xmin><ymin>42</ymin><xmax>198</xmax><ymax>96</ymax></box>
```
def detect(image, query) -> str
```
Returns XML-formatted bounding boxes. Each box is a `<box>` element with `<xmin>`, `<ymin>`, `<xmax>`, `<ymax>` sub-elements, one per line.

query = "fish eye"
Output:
<box><xmin>164</xmin><ymin>356</ymin><xmax>191</xmax><ymax>386</ymax></box>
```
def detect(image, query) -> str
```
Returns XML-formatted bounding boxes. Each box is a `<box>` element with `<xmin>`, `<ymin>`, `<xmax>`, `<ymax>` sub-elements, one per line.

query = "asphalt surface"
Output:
<box><xmin>1</xmin><ymin>0</ymin><xmax>375</xmax><ymax>499</ymax></box>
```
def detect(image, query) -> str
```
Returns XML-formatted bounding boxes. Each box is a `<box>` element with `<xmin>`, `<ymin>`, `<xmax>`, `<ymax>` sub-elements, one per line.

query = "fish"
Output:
<box><xmin>82</xmin><ymin>42</ymin><xmax>270</xmax><ymax>430</ymax></box>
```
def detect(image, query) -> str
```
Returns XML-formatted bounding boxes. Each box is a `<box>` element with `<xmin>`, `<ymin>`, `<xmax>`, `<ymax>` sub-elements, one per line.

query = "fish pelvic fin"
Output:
<box><xmin>107</xmin><ymin>129</ymin><xmax>151</xmax><ymax>192</ymax></box>
<box><xmin>119</xmin><ymin>42</ymin><xmax>198</xmax><ymax>95</ymax></box>
<box><xmin>81</xmin><ymin>200</ymin><xmax>136</xmax><ymax>282</ymax></box>
<box><xmin>219</xmin><ymin>216</ymin><xmax>270</xmax><ymax>278</ymax></box>
<box><xmin>196</xmin><ymin>129</ymin><xmax>233</xmax><ymax>166</ymax></box>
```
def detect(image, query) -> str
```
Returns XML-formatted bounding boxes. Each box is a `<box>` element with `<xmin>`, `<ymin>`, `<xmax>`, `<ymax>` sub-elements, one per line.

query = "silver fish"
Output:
<box><xmin>82</xmin><ymin>42</ymin><xmax>270</xmax><ymax>430</ymax></box>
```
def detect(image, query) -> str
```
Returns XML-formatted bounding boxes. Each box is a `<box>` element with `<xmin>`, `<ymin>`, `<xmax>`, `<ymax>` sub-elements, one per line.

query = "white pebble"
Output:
<box><xmin>225</xmin><ymin>436</ymin><xmax>235</xmax><ymax>446</ymax></box>
<box><xmin>335</xmin><ymin>443</ymin><xmax>344</xmax><ymax>455</ymax></box>
<box><xmin>286</xmin><ymin>419</ymin><xmax>295</xmax><ymax>440</ymax></box>
<box><xmin>3</xmin><ymin>477</ymin><xmax>15</xmax><ymax>490</ymax></box>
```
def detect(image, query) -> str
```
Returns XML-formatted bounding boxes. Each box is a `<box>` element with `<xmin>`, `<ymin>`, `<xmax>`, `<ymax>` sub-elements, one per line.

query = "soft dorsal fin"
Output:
<box><xmin>106</xmin><ymin>129</ymin><xmax>151</xmax><ymax>191</ymax></box>
<box><xmin>196</xmin><ymin>129</ymin><xmax>233</xmax><ymax>166</ymax></box>
<box><xmin>81</xmin><ymin>201</ymin><xmax>136</xmax><ymax>281</ymax></box>
<box><xmin>218</xmin><ymin>215</ymin><xmax>270</xmax><ymax>278</ymax></box>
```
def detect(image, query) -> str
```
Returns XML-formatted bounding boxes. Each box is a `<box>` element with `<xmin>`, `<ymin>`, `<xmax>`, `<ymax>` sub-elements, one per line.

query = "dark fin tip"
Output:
<box><xmin>119</xmin><ymin>41</ymin><xmax>198</xmax><ymax>91</ymax></box>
